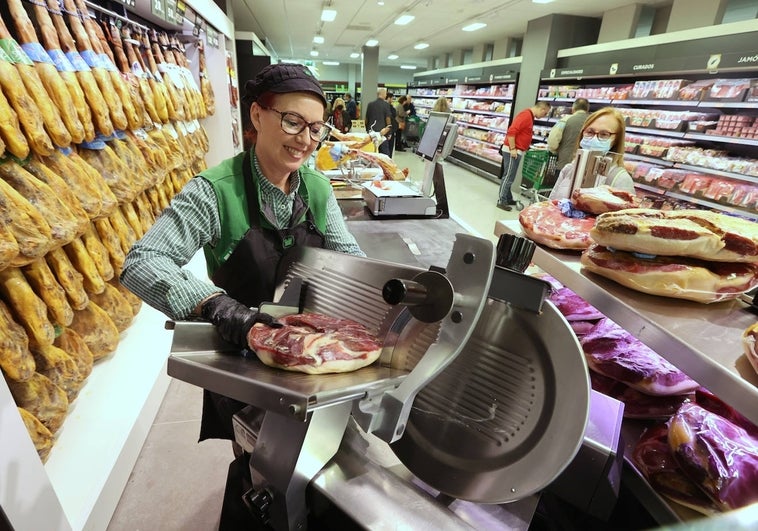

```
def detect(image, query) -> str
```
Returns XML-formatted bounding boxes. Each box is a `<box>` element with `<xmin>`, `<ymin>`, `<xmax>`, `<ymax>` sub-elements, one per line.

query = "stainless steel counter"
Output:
<box><xmin>495</xmin><ymin>219</ymin><xmax>758</xmax><ymax>426</ymax></box>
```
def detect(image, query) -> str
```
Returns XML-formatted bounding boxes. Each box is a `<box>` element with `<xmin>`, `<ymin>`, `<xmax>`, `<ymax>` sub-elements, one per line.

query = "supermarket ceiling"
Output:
<box><xmin>231</xmin><ymin>0</ymin><xmax>673</xmax><ymax>69</ymax></box>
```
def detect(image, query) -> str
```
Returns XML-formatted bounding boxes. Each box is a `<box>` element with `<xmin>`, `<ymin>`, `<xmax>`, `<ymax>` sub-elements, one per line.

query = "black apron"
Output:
<box><xmin>199</xmin><ymin>150</ymin><xmax>325</xmax><ymax>441</ymax></box>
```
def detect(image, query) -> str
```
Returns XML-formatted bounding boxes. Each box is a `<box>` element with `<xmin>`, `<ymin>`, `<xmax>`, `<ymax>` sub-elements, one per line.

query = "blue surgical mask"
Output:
<box><xmin>580</xmin><ymin>136</ymin><xmax>613</xmax><ymax>153</ymax></box>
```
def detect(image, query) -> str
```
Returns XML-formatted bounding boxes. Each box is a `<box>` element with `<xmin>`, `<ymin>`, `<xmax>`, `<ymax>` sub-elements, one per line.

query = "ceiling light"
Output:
<box><xmin>365</xmin><ymin>39</ymin><xmax>379</xmax><ymax>47</ymax></box>
<box><xmin>394</xmin><ymin>15</ymin><xmax>415</xmax><ymax>25</ymax></box>
<box><xmin>532</xmin><ymin>0</ymin><xmax>555</xmax><ymax>3</ymax></box>
<box><xmin>321</xmin><ymin>9</ymin><xmax>337</xmax><ymax>22</ymax></box>
<box><xmin>313</xmin><ymin>35</ymin><xmax>325</xmax><ymax>44</ymax></box>
<box><xmin>323</xmin><ymin>61</ymin><xmax>340</xmax><ymax>66</ymax></box>
<box><xmin>377</xmin><ymin>1</ymin><xmax>385</xmax><ymax>5</ymax></box>
<box><xmin>310</xmin><ymin>50</ymin><xmax>319</xmax><ymax>57</ymax></box>
<box><xmin>350</xmin><ymin>52</ymin><xmax>361</xmax><ymax>58</ymax></box>
<box><xmin>462</xmin><ymin>22</ymin><xmax>487</xmax><ymax>32</ymax></box>
<box><xmin>414</xmin><ymin>42</ymin><xmax>429</xmax><ymax>50</ymax></box>
<box><xmin>400</xmin><ymin>65</ymin><xmax>417</xmax><ymax>70</ymax></box>
<box><xmin>388</xmin><ymin>54</ymin><xmax>399</xmax><ymax>60</ymax></box>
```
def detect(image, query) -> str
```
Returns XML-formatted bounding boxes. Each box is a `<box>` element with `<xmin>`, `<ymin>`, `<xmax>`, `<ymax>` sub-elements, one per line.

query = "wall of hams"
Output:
<box><xmin>0</xmin><ymin>0</ymin><xmax>232</xmax><ymax>529</ymax></box>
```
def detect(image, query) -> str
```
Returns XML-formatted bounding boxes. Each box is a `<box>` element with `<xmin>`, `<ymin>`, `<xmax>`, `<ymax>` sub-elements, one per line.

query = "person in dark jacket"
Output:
<box><xmin>120</xmin><ymin>63</ymin><xmax>364</xmax><ymax>528</ymax></box>
<box><xmin>364</xmin><ymin>87</ymin><xmax>393</xmax><ymax>156</ymax></box>
<box><xmin>344</xmin><ymin>92</ymin><xmax>357</xmax><ymax>121</ymax></box>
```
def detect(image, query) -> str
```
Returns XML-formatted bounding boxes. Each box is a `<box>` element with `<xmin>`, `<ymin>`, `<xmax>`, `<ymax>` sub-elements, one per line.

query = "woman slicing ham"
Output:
<box><xmin>120</xmin><ymin>63</ymin><xmax>365</xmax><ymax>527</ymax></box>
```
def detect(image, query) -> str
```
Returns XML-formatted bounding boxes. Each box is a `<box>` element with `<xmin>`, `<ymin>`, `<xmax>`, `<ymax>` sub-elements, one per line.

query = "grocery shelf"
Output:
<box><xmin>625</xmin><ymin>126</ymin><xmax>688</xmax><ymax>138</ymax></box>
<box><xmin>684</xmin><ymin>132</ymin><xmax>758</xmax><ymax>146</ymax></box>
<box><xmin>456</xmin><ymin>120</ymin><xmax>508</xmax><ymax>134</ymax></box>
<box><xmin>674</xmin><ymin>163</ymin><xmax>758</xmax><ymax>184</ymax></box>
<box><xmin>494</xmin><ymin>219</ymin><xmax>758</xmax><ymax>427</ymax></box>
<box><xmin>625</xmin><ymin>153</ymin><xmax>675</xmax><ymax>166</ymax></box>
<box><xmin>452</xmin><ymin>94</ymin><xmax>512</xmax><ymax>101</ymax></box>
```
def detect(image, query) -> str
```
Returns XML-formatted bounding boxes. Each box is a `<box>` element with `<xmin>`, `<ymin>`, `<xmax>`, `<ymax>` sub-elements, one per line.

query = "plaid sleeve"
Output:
<box><xmin>120</xmin><ymin>178</ymin><xmax>224</xmax><ymax>320</ymax></box>
<box><xmin>322</xmin><ymin>192</ymin><xmax>365</xmax><ymax>257</ymax></box>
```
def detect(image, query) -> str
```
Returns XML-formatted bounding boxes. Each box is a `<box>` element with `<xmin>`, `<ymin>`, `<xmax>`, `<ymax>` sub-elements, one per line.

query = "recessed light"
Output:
<box><xmin>388</xmin><ymin>54</ymin><xmax>399</xmax><ymax>60</ymax></box>
<box><xmin>462</xmin><ymin>22</ymin><xmax>487</xmax><ymax>32</ymax></box>
<box><xmin>323</xmin><ymin>61</ymin><xmax>340</xmax><ymax>66</ymax></box>
<box><xmin>365</xmin><ymin>39</ymin><xmax>379</xmax><ymax>47</ymax></box>
<box><xmin>310</xmin><ymin>50</ymin><xmax>319</xmax><ymax>57</ymax></box>
<box><xmin>532</xmin><ymin>0</ymin><xmax>555</xmax><ymax>4</ymax></box>
<box><xmin>321</xmin><ymin>9</ymin><xmax>337</xmax><ymax>22</ymax></box>
<box><xmin>350</xmin><ymin>52</ymin><xmax>361</xmax><ymax>58</ymax></box>
<box><xmin>400</xmin><ymin>65</ymin><xmax>417</xmax><ymax>70</ymax></box>
<box><xmin>414</xmin><ymin>42</ymin><xmax>429</xmax><ymax>50</ymax></box>
<box><xmin>394</xmin><ymin>15</ymin><xmax>415</xmax><ymax>25</ymax></box>
<box><xmin>313</xmin><ymin>35</ymin><xmax>325</xmax><ymax>44</ymax></box>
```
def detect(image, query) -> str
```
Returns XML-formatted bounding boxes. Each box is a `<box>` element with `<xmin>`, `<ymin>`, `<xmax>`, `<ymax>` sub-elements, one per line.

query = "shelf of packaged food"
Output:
<box><xmin>449</xmin><ymin>147</ymin><xmax>501</xmax><ymax>170</ymax></box>
<box><xmin>625</xmin><ymin>153</ymin><xmax>675</xmax><ymax>166</ymax></box>
<box><xmin>494</xmin><ymin>219</ymin><xmax>758</xmax><ymax>426</ymax></box>
<box><xmin>456</xmin><ymin>120</ymin><xmax>508</xmax><ymax>134</ymax></box>
<box><xmin>453</xmin><ymin>108</ymin><xmax>511</xmax><ymax>118</ymax></box>
<box><xmin>540</xmin><ymin>95</ymin><xmax>758</xmax><ymax>110</ymax></box>
<box><xmin>625</xmin><ymin>126</ymin><xmax>688</xmax><ymax>138</ymax></box>
<box><xmin>452</xmin><ymin>93</ymin><xmax>513</xmax><ymax>101</ymax></box>
<box><xmin>673</xmin><ymin>163</ymin><xmax>758</xmax><ymax>184</ymax></box>
<box><xmin>684</xmin><ymin>132</ymin><xmax>758</xmax><ymax>146</ymax></box>
<box><xmin>632</xmin><ymin>181</ymin><xmax>757</xmax><ymax>220</ymax></box>
<box><xmin>457</xmin><ymin>134</ymin><xmax>501</xmax><ymax>149</ymax></box>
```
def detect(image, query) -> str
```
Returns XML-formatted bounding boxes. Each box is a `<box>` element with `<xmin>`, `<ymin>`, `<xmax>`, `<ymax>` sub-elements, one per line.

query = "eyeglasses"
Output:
<box><xmin>582</xmin><ymin>129</ymin><xmax>617</xmax><ymax>141</ymax></box>
<box><xmin>259</xmin><ymin>105</ymin><xmax>329</xmax><ymax>142</ymax></box>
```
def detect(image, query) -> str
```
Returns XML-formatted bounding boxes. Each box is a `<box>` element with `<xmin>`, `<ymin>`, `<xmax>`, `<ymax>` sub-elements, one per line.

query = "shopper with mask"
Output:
<box><xmin>549</xmin><ymin>107</ymin><xmax>633</xmax><ymax>199</ymax></box>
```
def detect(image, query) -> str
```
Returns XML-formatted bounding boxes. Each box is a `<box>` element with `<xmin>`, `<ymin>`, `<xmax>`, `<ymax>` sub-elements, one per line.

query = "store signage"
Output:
<box><xmin>117</xmin><ymin>0</ymin><xmax>136</xmax><ymax>7</ymax></box>
<box><xmin>151</xmin><ymin>0</ymin><xmax>166</xmax><ymax>20</ymax></box>
<box><xmin>165</xmin><ymin>0</ymin><xmax>177</xmax><ymax>24</ymax></box>
<box><xmin>175</xmin><ymin>0</ymin><xmax>186</xmax><ymax>25</ymax></box>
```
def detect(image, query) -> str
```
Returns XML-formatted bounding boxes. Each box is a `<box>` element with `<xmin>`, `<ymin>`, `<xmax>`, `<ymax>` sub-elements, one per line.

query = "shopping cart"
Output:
<box><xmin>517</xmin><ymin>148</ymin><xmax>557</xmax><ymax>210</ymax></box>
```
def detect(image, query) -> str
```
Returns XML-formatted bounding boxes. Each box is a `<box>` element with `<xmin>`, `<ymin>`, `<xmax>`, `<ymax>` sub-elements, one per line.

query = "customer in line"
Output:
<box><xmin>547</xmin><ymin>97</ymin><xmax>590</xmax><ymax>173</ymax></box>
<box><xmin>120</xmin><ymin>62</ymin><xmax>364</xmax><ymax>528</ymax></box>
<box><xmin>497</xmin><ymin>101</ymin><xmax>551</xmax><ymax>210</ymax></box>
<box><xmin>365</xmin><ymin>87</ymin><xmax>393</xmax><ymax>156</ymax></box>
<box><xmin>331</xmin><ymin>97</ymin><xmax>351</xmax><ymax>133</ymax></box>
<box><xmin>394</xmin><ymin>95</ymin><xmax>408</xmax><ymax>151</ymax></box>
<box><xmin>432</xmin><ymin>96</ymin><xmax>451</xmax><ymax>113</ymax></box>
<box><xmin>549</xmin><ymin>107</ymin><xmax>634</xmax><ymax>199</ymax></box>
<box><xmin>344</xmin><ymin>92</ymin><xmax>358</xmax><ymax>121</ymax></box>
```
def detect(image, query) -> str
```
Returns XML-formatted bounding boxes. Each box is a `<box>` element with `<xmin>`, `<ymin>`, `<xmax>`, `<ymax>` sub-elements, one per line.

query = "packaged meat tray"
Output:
<box><xmin>678</xmin><ymin>79</ymin><xmax>717</xmax><ymax>101</ymax></box>
<box><xmin>747</xmin><ymin>79</ymin><xmax>758</xmax><ymax>102</ymax></box>
<box><xmin>706</xmin><ymin>78</ymin><xmax>753</xmax><ymax>101</ymax></box>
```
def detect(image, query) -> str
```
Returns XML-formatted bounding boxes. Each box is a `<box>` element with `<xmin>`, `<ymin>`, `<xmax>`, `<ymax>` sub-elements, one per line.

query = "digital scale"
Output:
<box><xmin>361</xmin><ymin>111</ymin><xmax>457</xmax><ymax>218</ymax></box>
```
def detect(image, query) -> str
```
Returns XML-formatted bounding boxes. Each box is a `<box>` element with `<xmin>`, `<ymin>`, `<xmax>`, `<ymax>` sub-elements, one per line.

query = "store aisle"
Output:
<box><xmin>107</xmin><ymin>152</ymin><xmax>520</xmax><ymax>530</ymax></box>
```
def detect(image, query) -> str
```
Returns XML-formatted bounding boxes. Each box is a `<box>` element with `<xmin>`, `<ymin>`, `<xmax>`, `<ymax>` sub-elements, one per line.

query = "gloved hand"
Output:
<box><xmin>200</xmin><ymin>294</ymin><xmax>282</xmax><ymax>349</ymax></box>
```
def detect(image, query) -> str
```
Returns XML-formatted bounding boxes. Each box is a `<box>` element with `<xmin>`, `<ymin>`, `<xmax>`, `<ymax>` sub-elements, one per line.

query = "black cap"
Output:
<box><xmin>242</xmin><ymin>63</ymin><xmax>326</xmax><ymax>108</ymax></box>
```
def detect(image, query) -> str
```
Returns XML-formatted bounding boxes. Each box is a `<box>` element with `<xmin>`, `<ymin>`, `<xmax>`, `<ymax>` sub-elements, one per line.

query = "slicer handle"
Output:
<box><xmin>382</xmin><ymin>271</ymin><xmax>454</xmax><ymax>323</ymax></box>
<box><xmin>382</xmin><ymin>279</ymin><xmax>428</xmax><ymax>306</ymax></box>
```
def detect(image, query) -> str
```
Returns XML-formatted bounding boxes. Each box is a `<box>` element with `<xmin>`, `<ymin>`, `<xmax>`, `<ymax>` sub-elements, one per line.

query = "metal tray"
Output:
<box><xmin>166</xmin><ymin>322</ymin><xmax>408</xmax><ymax>421</ymax></box>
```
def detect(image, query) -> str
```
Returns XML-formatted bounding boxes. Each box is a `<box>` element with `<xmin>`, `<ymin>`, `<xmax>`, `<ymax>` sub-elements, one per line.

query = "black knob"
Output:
<box><xmin>496</xmin><ymin>234</ymin><xmax>536</xmax><ymax>273</ymax></box>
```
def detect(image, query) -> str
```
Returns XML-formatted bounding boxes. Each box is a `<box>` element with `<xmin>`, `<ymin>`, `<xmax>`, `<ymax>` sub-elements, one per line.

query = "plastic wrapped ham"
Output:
<box><xmin>668</xmin><ymin>400</ymin><xmax>758</xmax><ymax>511</ymax></box>
<box><xmin>634</xmin><ymin>390</ymin><xmax>758</xmax><ymax>513</ymax></box>
<box><xmin>580</xmin><ymin>318</ymin><xmax>699</xmax><ymax>396</ymax></box>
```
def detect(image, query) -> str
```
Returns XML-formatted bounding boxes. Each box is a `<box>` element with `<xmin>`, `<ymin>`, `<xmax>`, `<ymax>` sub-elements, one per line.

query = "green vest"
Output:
<box><xmin>198</xmin><ymin>151</ymin><xmax>332</xmax><ymax>275</ymax></box>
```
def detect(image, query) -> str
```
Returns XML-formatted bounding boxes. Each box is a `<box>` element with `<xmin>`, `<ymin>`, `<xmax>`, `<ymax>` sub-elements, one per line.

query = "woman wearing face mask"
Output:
<box><xmin>549</xmin><ymin>107</ymin><xmax>634</xmax><ymax>200</ymax></box>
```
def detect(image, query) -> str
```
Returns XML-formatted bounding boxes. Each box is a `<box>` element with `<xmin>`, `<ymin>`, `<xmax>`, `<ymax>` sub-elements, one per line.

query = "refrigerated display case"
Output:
<box><xmin>408</xmin><ymin>65</ymin><xmax>520</xmax><ymax>181</ymax></box>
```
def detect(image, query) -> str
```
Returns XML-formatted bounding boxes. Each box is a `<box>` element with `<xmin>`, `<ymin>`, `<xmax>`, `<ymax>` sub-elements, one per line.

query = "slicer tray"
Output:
<box><xmin>167</xmin><ymin>322</ymin><xmax>408</xmax><ymax>421</ymax></box>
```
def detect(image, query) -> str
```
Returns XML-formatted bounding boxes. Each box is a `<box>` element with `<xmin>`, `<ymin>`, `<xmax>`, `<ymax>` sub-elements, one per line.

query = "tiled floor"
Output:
<box><xmin>106</xmin><ymin>150</ymin><xmax>522</xmax><ymax>530</ymax></box>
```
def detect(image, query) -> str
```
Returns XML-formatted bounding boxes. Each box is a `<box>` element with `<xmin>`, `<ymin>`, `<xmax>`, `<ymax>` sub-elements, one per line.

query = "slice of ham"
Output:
<box><xmin>519</xmin><ymin>200</ymin><xmax>596</xmax><ymax>250</ymax></box>
<box><xmin>247</xmin><ymin>313</ymin><xmax>382</xmax><ymax>374</ymax></box>
<box><xmin>580</xmin><ymin>318</ymin><xmax>699</xmax><ymax>396</ymax></box>
<box><xmin>570</xmin><ymin>185</ymin><xmax>638</xmax><ymax>215</ymax></box>
<box><xmin>589</xmin><ymin>371</ymin><xmax>693</xmax><ymax>419</ymax></box>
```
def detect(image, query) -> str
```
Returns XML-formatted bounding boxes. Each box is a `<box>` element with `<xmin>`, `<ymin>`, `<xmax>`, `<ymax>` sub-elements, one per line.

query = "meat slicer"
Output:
<box><xmin>167</xmin><ymin>234</ymin><xmax>624</xmax><ymax>530</ymax></box>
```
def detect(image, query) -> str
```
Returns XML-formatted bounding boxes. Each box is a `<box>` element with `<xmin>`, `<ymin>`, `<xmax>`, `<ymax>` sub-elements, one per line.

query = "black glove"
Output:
<box><xmin>200</xmin><ymin>294</ymin><xmax>281</xmax><ymax>349</ymax></box>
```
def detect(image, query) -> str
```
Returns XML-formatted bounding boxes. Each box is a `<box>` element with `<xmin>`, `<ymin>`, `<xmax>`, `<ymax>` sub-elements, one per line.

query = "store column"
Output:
<box><xmin>667</xmin><ymin>0</ymin><xmax>729</xmax><ymax>31</ymax></box>
<box><xmin>360</xmin><ymin>45</ymin><xmax>379</xmax><ymax>122</ymax></box>
<box><xmin>513</xmin><ymin>14</ymin><xmax>599</xmax><ymax>114</ymax></box>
